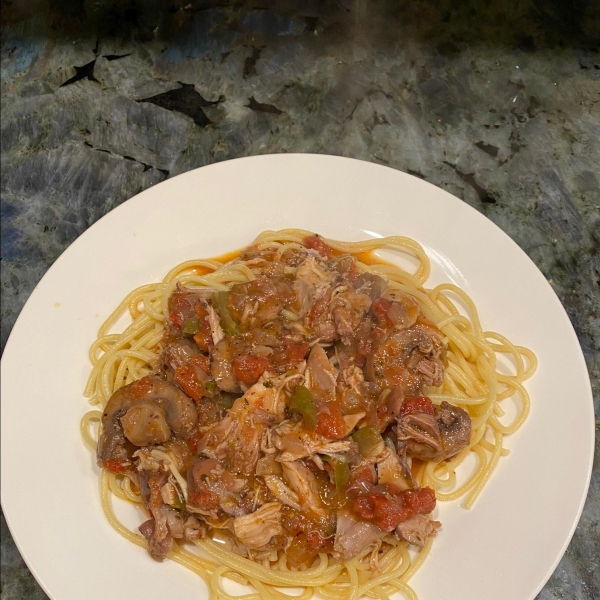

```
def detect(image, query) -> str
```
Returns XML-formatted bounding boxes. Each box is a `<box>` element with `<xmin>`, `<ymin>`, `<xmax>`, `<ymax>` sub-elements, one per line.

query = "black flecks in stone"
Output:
<box><xmin>244</xmin><ymin>46</ymin><xmax>264</xmax><ymax>78</ymax></box>
<box><xmin>83</xmin><ymin>141</ymin><xmax>109</xmax><ymax>153</ymax></box>
<box><xmin>121</xmin><ymin>155</ymin><xmax>167</xmax><ymax>176</ymax></box>
<box><xmin>304</xmin><ymin>16</ymin><xmax>319</xmax><ymax>33</ymax></box>
<box><xmin>82</xmin><ymin>143</ymin><xmax>166</xmax><ymax>175</ymax></box>
<box><xmin>140</xmin><ymin>84</ymin><xmax>222</xmax><ymax>128</ymax></box>
<box><xmin>514</xmin><ymin>112</ymin><xmax>528</xmax><ymax>124</ymax></box>
<box><xmin>509</xmin><ymin>130</ymin><xmax>524</xmax><ymax>155</ymax></box>
<box><xmin>246</xmin><ymin>97</ymin><xmax>283</xmax><ymax>115</ymax></box>
<box><xmin>407</xmin><ymin>169</ymin><xmax>426</xmax><ymax>179</ymax></box>
<box><xmin>475</xmin><ymin>141</ymin><xmax>499</xmax><ymax>157</ymax></box>
<box><xmin>59</xmin><ymin>60</ymin><xmax>98</xmax><ymax>87</ymax></box>
<box><xmin>123</xmin><ymin>155</ymin><xmax>149</xmax><ymax>170</ymax></box>
<box><xmin>104</xmin><ymin>54</ymin><xmax>131</xmax><ymax>61</ymax></box>
<box><xmin>444</xmin><ymin>161</ymin><xmax>493</xmax><ymax>204</ymax></box>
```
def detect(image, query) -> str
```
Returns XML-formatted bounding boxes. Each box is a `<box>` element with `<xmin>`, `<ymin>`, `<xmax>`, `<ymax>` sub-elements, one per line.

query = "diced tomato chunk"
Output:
<box><xmin>315</xmin><ymin>401</ymin><xmax>346</xmax><ymax>440</ymax></box>
<box><xmin>190</xmin><ymin>354</ymin><xmax>210</xmax><ymax>374</ymax></box>
<box><xmin>193</xmin><ymin>330</ymin><xmax>213</xmax><ymax>352</ymax></box>
<box><xmin>194</xmin><ymin>303</ymin><xmax>207</xmax><ymax>319</ymax></box>
<box><xmin>169</xmin><ymin>294</ymin><xmax>194</xmax><ymax>329</ymax></box>
<box><xmin>306</xmin><ymin>530</ymin><xmax>323</xmax><ymax>549</ymax></box>
<box><xmin>353</xmin><ymin>492</ymin><xmax>403</xmax><ymax>530</ymax></box>
<box><xmin>398</xmin><ymin>487</ymin><xmax>437</xmax><ymax>521</ymax></box>
<box><xmin>187</xmin><ymin>429</ymin><xmax>203</xmax><ymax>454</ymax></box>
<box><xmin>372</xmin><ymin>298</ymin><xmax>392</xmax><ymax>322</ymax></box>
<box><xmin>372</xmin><ymin>494</ymin><xmax>403</xmax><ymax>531</ymax></box>
<box><xmin>188</xmin><ymin>490</ymin><xmax>220</xmax><ymax>511</ymax></box>
<box><xmin>192</xmin><ymin>304</ymin><xmax>214</xmax><ymax>351</ymax></box>
<box><xmin>283</xmin><ymin>340</ymin><xmax>309</xmax><ymax>364</ymax></box>
<box><xmin>129</xmin><ymin>376</ymin><xmax>153</xmax><ymax>399</ymax></box>
<box><xmin>304</xmin><ymin>235</ymin><xmax>332</xmax><ymax>258</ymax></box>
<box><xmin>176</xmin><ymin>366</ymin><xmax>205</xmax><ymax>402</ymax></box>
<box><xmin>353</xmin><ymin>495</ymin><xmax>375</xmax><ymax>520</ymax></box>
<box><xmin>357</xmin><ymin>334</ymin><xmax>374</xmax><ymax>359</ymax></box>
<box><xmin>233</xmin><ymin>355</ymin><xmax>269</xmax><ymax>384</ymax></box>
<box><xmin>348</xmin><ymin>465</ymin><xmax>376</xmax><ymax>491</ymax></box>
<box><xmin>400</xmin><ymin>396</ymin><xmax>435</xmax><ymax>417</ymax></box>
<box><xmin>351</xmin><ymin>485</ymin><xmax>436</xmax><ymax>531</ymax></box>
<box><xmin>102</xmin><ymin>459</ymin><xmax>129</xmax><ymax>474</ymax></box>
<box><xmin>169</xmin><ymin>311</ymin><xmax>183</xmax><ymax>328</ymax></box>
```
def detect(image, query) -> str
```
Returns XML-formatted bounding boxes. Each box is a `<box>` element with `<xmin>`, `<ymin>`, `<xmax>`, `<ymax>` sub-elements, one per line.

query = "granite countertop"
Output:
<box><xmin>1</xmin><ymin>0</ymin><xmax>598</xmax><ymax>598</ymax></box>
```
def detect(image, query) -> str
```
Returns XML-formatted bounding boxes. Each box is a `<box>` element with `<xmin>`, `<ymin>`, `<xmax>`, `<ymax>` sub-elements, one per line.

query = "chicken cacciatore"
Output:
<box><xmin>97</xmin><ymin>236</ymin><xmax>471</xmax><ymax>565</ymax></box>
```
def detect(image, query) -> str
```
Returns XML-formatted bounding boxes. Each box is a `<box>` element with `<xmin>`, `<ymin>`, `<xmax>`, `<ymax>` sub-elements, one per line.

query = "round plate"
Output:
<box><xmin>1</xmin><ymin>155</ymin><xmax>594</xmax><ymax>600</ymax></box>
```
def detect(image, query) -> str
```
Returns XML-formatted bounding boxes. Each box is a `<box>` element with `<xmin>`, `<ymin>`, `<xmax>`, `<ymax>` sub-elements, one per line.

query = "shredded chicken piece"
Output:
<box><xmin>334</xmin><ymin>510</ymin><xmax>386</xmax><ymax>560</ymax></box>
<box><xmin>281</xmin><ymin>461</ymin><xmax>326</xmax><ymax>517</ymax></box>
<box><xmin>161</xmin><ymin>482</ymin><xmax>178</xmax><ymax>506</ymax></box>
<box><xmin>206</xmin><ymin>304</ymin><xmax>225</xmax><ymax>345</ymax></box>
<box><xmin>134</xmin><ymin>448</ymin><xmax>164</xmax><ymax>472</ymax></box>
<box><xmin>341</xmin><ymin>366</ymin><xmax>365</xmax><ymax>394</ymax></box>
<box><xmin>396</xmin><ymin>515</ymin><xmax>441</xmax><ymax>547</ymax></box>
<box><xmin>376</xmin><ymin>442</ymin><xmax>412</xmax><ymax>491</ymax></box>
<box><xmin>264</xmin><ymin>476</ymin><xmax>301</xmax><ymax>510</ymax></box>
<box><xmin>306</xmin><ymin>344</ymin><xmax>337</xmax><ymax>399</ymax></box>
<box><xmin>295</xmin><ymin>256</ymin><xmax>332</xmax><ymax>287</ymax></box>
<box><xmin>342</xmin><ymin>413</ymin><xmax>365</xmax><ymax>436</ymax></box>
<box><xmin>272</xmin><ymin>420</ymin><xmax>353</xmax><ymax>461</ymax></box>
<box><xmin>233</xmin><ymin>502</ymin><xmax>283</xmax><ymax>549</ymax></box>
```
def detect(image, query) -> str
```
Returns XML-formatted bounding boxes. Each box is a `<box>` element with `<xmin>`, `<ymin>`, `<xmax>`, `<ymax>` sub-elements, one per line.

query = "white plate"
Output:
<box><xmin>1</xmin><ymin>154</ymin><xmax>594</xmax><ymax>600</ymax></box>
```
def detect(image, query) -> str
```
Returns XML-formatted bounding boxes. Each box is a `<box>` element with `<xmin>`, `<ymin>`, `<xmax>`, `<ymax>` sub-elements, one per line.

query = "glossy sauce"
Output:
<box><xmin>194</xmin><ymin>247</ymin><xmax>388</xmax><ymax>276</ymax></box>
<box><xmin>191</xmin><ymin>250</ymin><xmax>242</xmax><ymax>276</ymax></box>
<box><xmin>353</xmin><ymin>250</ymin><xmax>391</xmax><ymax>267</ymax></box>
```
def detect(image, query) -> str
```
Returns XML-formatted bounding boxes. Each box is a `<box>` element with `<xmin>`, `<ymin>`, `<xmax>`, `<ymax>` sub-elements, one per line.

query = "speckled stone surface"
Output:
<box><xmin>1</xmin><ymin>1</ymin><xmax>599</xmax><ymax>598</ymax></box>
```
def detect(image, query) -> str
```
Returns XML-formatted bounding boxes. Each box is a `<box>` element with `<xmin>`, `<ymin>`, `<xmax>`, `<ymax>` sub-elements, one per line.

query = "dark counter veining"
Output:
<box><xmin>1</xmin><ymin>1</ymin><xmax>598</xmax><ymax>598</ymax></box>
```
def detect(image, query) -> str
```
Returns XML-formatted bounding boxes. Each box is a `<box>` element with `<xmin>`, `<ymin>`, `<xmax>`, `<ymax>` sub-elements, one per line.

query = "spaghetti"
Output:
<box><xmin>82</xmin><ymin>229</ymin><xmax>536</xmax><ymax>600</ymax></box>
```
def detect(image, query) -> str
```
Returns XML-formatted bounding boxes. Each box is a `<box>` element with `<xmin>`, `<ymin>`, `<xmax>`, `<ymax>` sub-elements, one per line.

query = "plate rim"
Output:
<box><xmin>1</xmin><ymin>153</ymin><xmax>595</xmax><ymax>600</ymax></box>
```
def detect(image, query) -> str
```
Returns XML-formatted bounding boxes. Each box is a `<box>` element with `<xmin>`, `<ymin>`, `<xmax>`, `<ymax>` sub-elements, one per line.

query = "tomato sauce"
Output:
<box><xmin>191</xmin><ymin>249</ymin><xmax>242</xmax><ymax>276</ymax></box>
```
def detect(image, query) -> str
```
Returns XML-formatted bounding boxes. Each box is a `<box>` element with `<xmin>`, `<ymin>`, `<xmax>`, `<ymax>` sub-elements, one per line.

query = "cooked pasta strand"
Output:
<box><xmin>83</xmin><ymin>230</ymin><xmax>536</xmax><ymax>600</ymax></box>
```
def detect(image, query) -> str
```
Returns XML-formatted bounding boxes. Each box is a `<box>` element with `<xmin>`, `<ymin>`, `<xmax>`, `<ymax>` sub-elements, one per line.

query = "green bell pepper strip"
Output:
<box><xmin>324</xmin><ymin>455</ymin><xmax>350</xmax><ymax>493</ymax></box>
<box><xmin>289</xmin><ymin>385</ymin><xmax>317</xmax><ymax>429</ymax></box>
<box><xmin>352</xmin><ymin>425</ymin><xmax>383</xmax><ymax>457</ymax></box>
<box><xmin>214</xmin><ymin>292</ymin><xmax>241</xmax><ymax>335</ymax></box>
<box><xmin>203</xmin><ymin>380</ymin><xmax>218</xmax><ymax>398</ymax></box>
<box><xmin>182</xmin><ymin>317</ymin><xmax>200</xmax><ymax>335</ymax></box>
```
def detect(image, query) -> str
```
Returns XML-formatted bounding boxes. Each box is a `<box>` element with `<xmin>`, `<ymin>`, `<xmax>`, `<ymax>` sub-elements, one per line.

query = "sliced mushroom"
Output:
<box><xmin>97</xmin><ymin>377</ymin><xmax>198</xmax><ymax>467</ymax></box>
